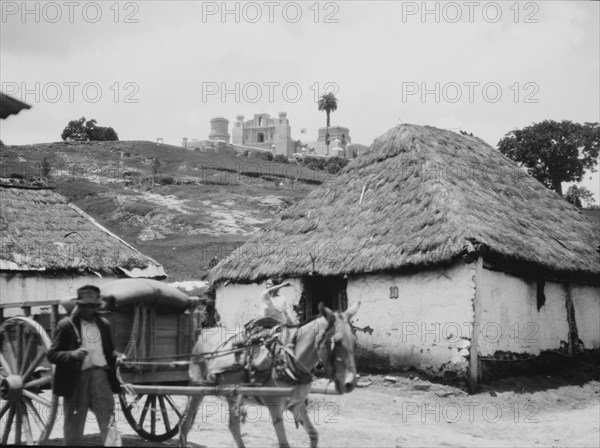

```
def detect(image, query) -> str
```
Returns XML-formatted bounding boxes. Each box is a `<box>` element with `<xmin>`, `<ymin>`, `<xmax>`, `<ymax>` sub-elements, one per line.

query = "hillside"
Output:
<box><xmin>0</xmin><ymin>140</ymin><xmax>326</xmax><ymax>281</ymax></box>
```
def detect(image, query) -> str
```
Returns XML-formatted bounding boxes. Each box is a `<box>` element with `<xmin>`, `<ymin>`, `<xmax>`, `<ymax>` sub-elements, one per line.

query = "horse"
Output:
<box><xmin>178</xmin><ymin>301</ymin><xmax>360</xmax><ymax>448</ymax></box>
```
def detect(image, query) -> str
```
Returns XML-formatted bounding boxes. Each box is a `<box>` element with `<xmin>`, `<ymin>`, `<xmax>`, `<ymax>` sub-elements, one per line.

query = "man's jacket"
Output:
<box><xmin>47</xmin><ymin>314</ymin><xmax>120</xmax><ymax>397</ymax></box>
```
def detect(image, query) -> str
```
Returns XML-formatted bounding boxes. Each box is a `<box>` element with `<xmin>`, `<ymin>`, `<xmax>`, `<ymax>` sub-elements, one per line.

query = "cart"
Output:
<box><xmin>0</xmin><ymin>281</ymin><xmax>299</xmax><ymax>445</ymax></box>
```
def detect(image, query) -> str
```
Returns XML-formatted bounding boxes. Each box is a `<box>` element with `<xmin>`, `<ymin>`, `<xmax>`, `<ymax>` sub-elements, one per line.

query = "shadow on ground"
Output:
<box><xmin>46</xmin><ymin>433</ymin><xmax>206</xmax><ymax>447</ymax></box>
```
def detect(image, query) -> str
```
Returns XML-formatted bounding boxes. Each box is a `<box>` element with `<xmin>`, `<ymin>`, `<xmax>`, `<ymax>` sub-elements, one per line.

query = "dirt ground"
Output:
<box><xmin>43</xmin><ymin>365</ymin><xmax>600</xmax><ymax>448</ymax></box>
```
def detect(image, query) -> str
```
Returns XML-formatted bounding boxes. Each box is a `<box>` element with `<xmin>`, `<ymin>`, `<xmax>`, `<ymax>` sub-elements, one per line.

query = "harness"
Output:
<box><xmin>117</xmin><ymin>319</ymin><xmax>345</xmax><ymax>389</ymax></box>
<box><xmin>208</xmin><ymin>320</ymin><xmax>339</xmax><ymax>386</ymax></box>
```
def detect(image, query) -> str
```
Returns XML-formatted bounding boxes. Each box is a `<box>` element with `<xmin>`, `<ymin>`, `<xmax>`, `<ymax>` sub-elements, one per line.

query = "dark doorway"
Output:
<box><xmin>303</xmin><ymin>276</ymin><xmax>348</xmax><ymax>319</ymax></box>
<box><xmin>257</xmin><ymin>132</ymin><xmax>264</xmax><ymax>143</ymax></box>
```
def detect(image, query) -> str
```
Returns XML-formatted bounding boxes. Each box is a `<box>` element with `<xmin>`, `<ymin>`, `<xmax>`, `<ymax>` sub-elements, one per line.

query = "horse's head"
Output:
<box><xmin>317</xmin><ymin>301</ymin><xmax>360</xmax><ymax>394</ymax></box>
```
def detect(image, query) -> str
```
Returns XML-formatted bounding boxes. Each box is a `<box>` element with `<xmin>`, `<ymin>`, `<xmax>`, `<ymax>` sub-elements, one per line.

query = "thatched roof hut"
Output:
<box><xmin>210</xmin><ymin>124</ymin><xmax>599</xmax><ymax>285</ymax></box>
<box><xmin>0</xmin><ymin>184</ymin><xmax>165</xmax><ymax>278</ymax></box>
<box><xmin>206</xmin><ymin>124</ymin><xmax>600</xmax><ymax>384</ymax></box>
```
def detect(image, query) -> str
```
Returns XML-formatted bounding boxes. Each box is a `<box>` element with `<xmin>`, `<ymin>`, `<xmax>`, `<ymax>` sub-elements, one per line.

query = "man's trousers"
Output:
<box><xmin>63</xmin><ymin>367</ymin><xmax>115</xmax><ymax>446</ymax></box>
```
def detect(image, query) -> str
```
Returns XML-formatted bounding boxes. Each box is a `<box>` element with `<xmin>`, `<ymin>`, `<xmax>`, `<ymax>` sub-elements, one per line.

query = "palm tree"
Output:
<box><xmin>317</xmin><ymin>93</ymin><xmax>338</xmax><ymax>155</ymax></box>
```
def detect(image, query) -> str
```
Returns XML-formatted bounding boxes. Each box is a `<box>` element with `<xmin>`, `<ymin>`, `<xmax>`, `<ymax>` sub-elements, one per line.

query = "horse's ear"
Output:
<box><xmin>318</xmin><ymin>302</ymin><xmax>336</xmax><ymax>323</ymax></box>
<box><xmin>344</xmin><ymin>301</ymin><xmax>360</xmax><ymax>319</ymax></box>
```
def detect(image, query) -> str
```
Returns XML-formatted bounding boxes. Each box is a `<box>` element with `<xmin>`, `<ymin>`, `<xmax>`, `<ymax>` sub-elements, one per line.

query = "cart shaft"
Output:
<box><xmin>124</xmin><ymin>385</ymin><xmax>297</xmax><ymax>397</ymax></box>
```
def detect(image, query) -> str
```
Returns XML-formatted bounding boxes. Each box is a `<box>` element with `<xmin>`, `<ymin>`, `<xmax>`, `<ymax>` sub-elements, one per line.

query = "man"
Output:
<box><xmin>48</xmin><ymin>285</ymin><xmax>123</xmax><ymax>446</ymax></box>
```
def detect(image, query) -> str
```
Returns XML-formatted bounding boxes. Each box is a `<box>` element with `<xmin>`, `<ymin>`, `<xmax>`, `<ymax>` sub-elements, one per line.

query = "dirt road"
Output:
<box><xmin>45</xmin><ymin>370</ymin><xmax>599</xmax><ymax>448</ymax></box>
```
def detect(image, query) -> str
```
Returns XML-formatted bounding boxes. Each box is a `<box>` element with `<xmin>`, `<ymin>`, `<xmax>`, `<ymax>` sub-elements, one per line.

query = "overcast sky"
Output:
<box><xmin>1</xmin><ymin>1</ymin><xmax>598</xmax><ymax>200</ymax></box>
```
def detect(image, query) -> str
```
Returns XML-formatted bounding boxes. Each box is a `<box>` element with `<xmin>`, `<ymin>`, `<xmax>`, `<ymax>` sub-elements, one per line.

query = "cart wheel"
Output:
<box><xmin>119</xmin><ymin>391</ymin><xmax>184</xmax><ymax>442</ymax></box>
<box><xmin>0</xmin><ymin>316</ymin><xmax>58</xmax><ymax>445</ymax></box>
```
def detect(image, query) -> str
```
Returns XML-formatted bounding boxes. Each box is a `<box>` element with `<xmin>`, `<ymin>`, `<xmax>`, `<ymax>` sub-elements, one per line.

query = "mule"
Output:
<box><xmin>178</xmin><ymin>301</ymin><xmax>360</xmax><ymax>448</ymax></box>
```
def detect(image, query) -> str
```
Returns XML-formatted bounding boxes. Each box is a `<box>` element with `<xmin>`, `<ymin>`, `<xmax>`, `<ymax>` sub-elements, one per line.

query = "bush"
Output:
<box><xmin>41</xmin><ymin>157</ymin><xmax>52</xmax><ymax>178</ymax></box>
<box><xmin>300</xmin><ymin>155</ymin><xmax>349</xmax><ymax>173</ymax></box>
<box><xmin>250</xmin><ymin>151</ymin><xmax>274</xmax><ymax>162</ymax></box>
<box><xmin>302</xmin><ymin>156</ymin><xmax>327</xmax><ymax>171</ymax></box>
<box><xmin>159</xmin><ymin>176</ymin><xmax>175</xmax><ymax>185</ymax></box>
<box><xmin>273</xmin><ymin>154</ymin><xmax>289</xmax><ymax>164</ymax></box>
<box><xmin>123</xmin><ymin>202</ymin><xmax>155</xmax><ymax>216</ymax></box>
<box><xmin>326</xmin><ymin>157</ymin><xmax>350</xmax><ymax>174</ymax></box>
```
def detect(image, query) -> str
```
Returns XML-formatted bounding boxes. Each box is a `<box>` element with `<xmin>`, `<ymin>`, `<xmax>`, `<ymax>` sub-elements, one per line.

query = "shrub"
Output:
<box><xmin>302</xmin><ymin>156</ymin><xmax>327</xmax><ymax>171</ymax></box>
<box><xmin>159</xmin><ymin>176</ymin><xmax>176</xmax><ymax>185</ymax></box>
<box><xmin>273</xmin><ymin>154</ymin><xmax>289</xmax><ymax>164</ymax></box>
<box><xmin>41</xmin><ymin>157</ymin><xmax>52</xmax><ymax>178</ymax></box>
<box><xmin>300</xmin><ymin>156</ymin><xmax>349</xmax><ymax>173</ymax></box>
<box><xmin>326</xmin><ymin>157</ymin><xmax>350</xmax><ymax>174</ymax></box>
<box><xmin>250</xmin><ymin>151</ymin><xmax>274</xmax><ymax>162</ymax></box>
<box><xmin>123</xmin><ymin>202</ymin><xmax>155</xmax><ymax>216</ymax></box>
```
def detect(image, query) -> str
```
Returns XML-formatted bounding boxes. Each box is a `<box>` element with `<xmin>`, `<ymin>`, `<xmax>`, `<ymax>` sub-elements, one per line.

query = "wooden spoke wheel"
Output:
<box><xmin>119</xmin><ymin>391</ymin><xmax>185</xmax><ymax>442</ymax></box>
<box><xmin>0</xmin><ymin>317</ymin><xmax>58</xmax><ymax>445</ymax></box>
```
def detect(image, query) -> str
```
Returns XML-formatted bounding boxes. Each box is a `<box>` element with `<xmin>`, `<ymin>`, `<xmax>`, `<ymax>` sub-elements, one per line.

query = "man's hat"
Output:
<box><xmin>74</xmin><ymin>285</ymin><xmax>102</xmax><ymax>306</ymax></box>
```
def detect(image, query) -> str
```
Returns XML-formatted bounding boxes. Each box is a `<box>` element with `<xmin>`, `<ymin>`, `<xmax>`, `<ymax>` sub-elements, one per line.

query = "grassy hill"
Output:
<box><xmin>1</xmin><ymin>140</ymin><xmax>326</xmax><ymax>281</ymax></box>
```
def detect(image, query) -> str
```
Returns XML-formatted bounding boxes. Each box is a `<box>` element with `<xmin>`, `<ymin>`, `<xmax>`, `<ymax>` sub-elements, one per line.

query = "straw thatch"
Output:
<box><xmin>0</xmin><ymin>92</ymin><xmax>31</xmax><ymax>119</ymax></box>
<box><xmin>209</xmin><ymin>124</ymin><xmax>600</xmax><ymax>284</ymax></box>
<box><xmin>0</xmin><ymin>185</ymin><xmax>165</xmax><ymax>277</ymax></box>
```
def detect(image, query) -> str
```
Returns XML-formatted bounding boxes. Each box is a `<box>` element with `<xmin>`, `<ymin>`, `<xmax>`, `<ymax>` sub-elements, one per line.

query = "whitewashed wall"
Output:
<box><xmin>572</xmin><ymin>285</ymin><xmax>600</xmax><ymax>349</ymax></box>
<box><xmin>1</xmin><ymin>273</ymin><xmax>115</xmax><ymax>317</ymax></box>
<box><xmin>346</xmin><ymin>262</ymin><xmax>476</xmax><ymax>376</ymax></box>
<box><xmin>211</xmin><ymin>267</ymin><xmax>599</xmax><ymax>376</ymax></box>
<box><xmin>214</xmin><ymin>277</ymin><xmax>302</xmax><ymax>327</ymax></box>
<box><xmin>477</xmin><ymin>269</ymin><xmax>569</xmax><ymax>356</ymax></box>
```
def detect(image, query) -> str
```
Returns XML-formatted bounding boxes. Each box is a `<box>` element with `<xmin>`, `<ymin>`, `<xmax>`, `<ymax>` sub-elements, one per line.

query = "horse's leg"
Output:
<box><xmin>178</xmin><ymin>395</ymin><xmax>203</xmax><ymax>447</ymax></box>
<box><xmin>267</xmin><ymin>400</ymin><xmax>290</xmax><ymax>448</ymax></box>
<box><xmin>292</xmin><ymin>400</ymin><xmax>318</xmax><ymax>448</ymax></box>
<box><xmin>227</xmin><ymin>396</ymin><xmax>246</xmax><ymax>448</ymax></box>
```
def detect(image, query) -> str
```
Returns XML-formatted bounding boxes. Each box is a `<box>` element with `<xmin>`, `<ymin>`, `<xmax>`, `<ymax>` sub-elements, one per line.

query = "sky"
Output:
<box><xmin>1</xmin><ymin>1</ymin><xmax>599</xmax><ymax>201</ymax></box>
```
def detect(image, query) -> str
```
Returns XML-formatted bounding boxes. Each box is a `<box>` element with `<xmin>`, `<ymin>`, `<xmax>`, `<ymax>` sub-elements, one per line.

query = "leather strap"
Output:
<box><xmin>67</xmin><ymin>317</ymin><xmax>82</xmax><ymax>347</ymax></box>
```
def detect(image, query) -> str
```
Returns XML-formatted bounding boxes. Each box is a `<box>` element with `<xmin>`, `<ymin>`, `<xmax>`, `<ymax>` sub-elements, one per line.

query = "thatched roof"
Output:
<box><xmin>0</xmin><ymin>92</ymin><xmax>31</xmax><ymax>119</ymax></box>
<box><xmin>0</xmin><ymin>185</ymin><xmax>165</xmax><ymax>278</ymax></box>
<box><xmin>209</xmin><ymin>124</ymin><xmax>600</xmax><ymax>284</ymax></box>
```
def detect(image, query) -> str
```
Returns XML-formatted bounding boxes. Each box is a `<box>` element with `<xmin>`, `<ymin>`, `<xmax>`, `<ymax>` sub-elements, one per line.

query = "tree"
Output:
<box><xmin>61</xmin><ymin>117</ymin><xmax>88</xmax><ymax>141</ymax></box>
<box><xmin>61</xmin><ymin>116</ymin><xmax>119</xmax><ymax>142</ymax></box>
<box><xmin>317</xmin><ymin>93</ymin><xmax>338</xmax><ymax>156</ymax></box>
<box><xmin>88</xmin><ymin>125</ymin><xmax>118</xmax><ymax>141</ymax></box>
<box><xmin>565</xmin><ymin>185</ymin><xmax>596</xmax><ymax>208</ymax></box>
<box><xmin>497</xmin><ymin>120</ymin><xmax>600</xmax><ymax>195</ymax></box>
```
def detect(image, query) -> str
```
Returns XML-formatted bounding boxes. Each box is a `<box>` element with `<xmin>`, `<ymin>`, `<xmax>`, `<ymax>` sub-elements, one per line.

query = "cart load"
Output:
<box><xmin>60</xmin><ymin>279</ymin><xmax>193</xmax><ymax>314</ymax></box>
<box><xmin>103</xmin><ymin>278</ymin><xmax>192</xmax><ymax>312</ymax></box>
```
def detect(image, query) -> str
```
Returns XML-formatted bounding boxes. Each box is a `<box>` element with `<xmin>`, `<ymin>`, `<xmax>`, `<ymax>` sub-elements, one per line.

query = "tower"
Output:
<box><xmin>232</xmin><ymin>115</ymin><xmax>244</xmax><ymax>145</ymax></box>
<box><xmin>274</xmin><ymin>112</ymin><xmax>292</xmax><ymax>156</ymax></box>
<box><xmin>209</xmin><ymin>116</ymin><xmax>230</xmax><ymax>143</ymax></box>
